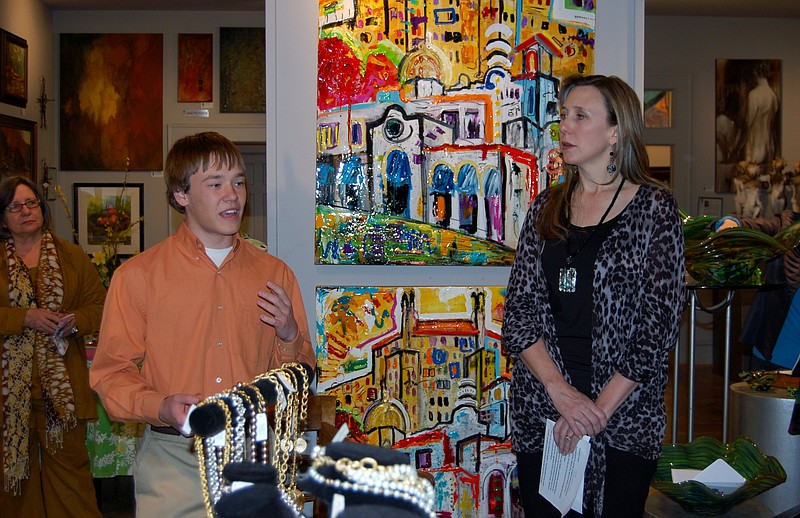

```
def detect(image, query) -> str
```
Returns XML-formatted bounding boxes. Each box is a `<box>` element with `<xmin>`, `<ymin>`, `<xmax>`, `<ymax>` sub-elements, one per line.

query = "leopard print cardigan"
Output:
<box><xmin>502</xmin><ymin>182</ymin><xmax>686</xmax><ymax>513</ymax></box>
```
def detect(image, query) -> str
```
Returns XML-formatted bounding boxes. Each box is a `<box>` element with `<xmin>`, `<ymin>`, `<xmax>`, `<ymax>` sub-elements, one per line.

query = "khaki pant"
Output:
<box><xmin>0</xmin><ymin>412</ymin><xmax>101</xmax><ymax>518</ymax></box>
<box><xmin>134</xmin><ymin>425</ymin><xmax>206</xmax><ymax>518</ymax></box>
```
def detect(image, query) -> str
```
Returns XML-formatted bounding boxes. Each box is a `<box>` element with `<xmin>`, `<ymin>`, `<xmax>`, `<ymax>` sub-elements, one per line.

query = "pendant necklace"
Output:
<box><xmin>558</xmin><ymin>178</ymin><xmax>625</xmax><ymax>293</ymax></box>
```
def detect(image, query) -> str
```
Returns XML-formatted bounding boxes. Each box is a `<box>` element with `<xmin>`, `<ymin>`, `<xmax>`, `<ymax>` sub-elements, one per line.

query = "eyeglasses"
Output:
<box><xmin>6</xmin><ymin>199</ymin><xmax>41</xmax><ymax>213</ymax></box>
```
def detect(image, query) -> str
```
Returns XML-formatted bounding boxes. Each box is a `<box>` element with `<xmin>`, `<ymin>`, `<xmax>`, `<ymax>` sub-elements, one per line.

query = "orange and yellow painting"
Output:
<box><xmin>316</xmin><ymin>285</ymin><xmax>519</xmax><ymax>517</ymax></box>
<box><xmin>60</xmin><ymin>33</ymin><xmax>163</xmax><ymax>171</ymax></box>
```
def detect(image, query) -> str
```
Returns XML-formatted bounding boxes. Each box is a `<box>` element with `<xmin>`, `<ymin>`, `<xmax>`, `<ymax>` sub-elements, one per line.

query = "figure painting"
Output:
<box><xmin>715</xmin><ymin>59</ymin><xmax>781</xmax><ymax>193</ymax></box>
<box><xmin>315</xmin><ymin>1</ymin><xmax>595</xmax><ymax>265</ymax></box>
<box><xmin>316</xmin><ymin>285</ymin><xmax>521</xmax><ymax>517</ymax></box>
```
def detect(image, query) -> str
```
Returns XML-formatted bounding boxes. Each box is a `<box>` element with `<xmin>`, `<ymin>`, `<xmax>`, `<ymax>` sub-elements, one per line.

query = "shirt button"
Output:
<box><xmin>217</xmin><ymin>304</ymin><xmax>223</xmax><ymax>310</ymax></box>
<box><xmin>217</xmin><ymin>341</ymin><xmax>223</xmax><ymax>347</ymax></box>
<box><xmin>215</xmin><ymin>377</ymin><xmax>222</xmax><ymax>383</ymax></box>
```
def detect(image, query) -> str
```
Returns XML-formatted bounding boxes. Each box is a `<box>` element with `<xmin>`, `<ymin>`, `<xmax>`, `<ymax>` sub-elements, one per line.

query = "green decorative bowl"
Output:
<box><xmin>652</xmin><ymin>436</ymin><xmax>786</xmax><ymax>515</ymax></box>
<box><xmin>681</xmin><ymin>215</ymin><xmax>800</xmax><ymax>287</ymax></box>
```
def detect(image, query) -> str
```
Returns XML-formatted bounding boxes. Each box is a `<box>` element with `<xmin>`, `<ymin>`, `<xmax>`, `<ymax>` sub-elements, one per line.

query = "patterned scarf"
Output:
<box><xmin>2</xmin><ymin>230</ymin><xmax>76</xmax><ymax>494</ymax></box>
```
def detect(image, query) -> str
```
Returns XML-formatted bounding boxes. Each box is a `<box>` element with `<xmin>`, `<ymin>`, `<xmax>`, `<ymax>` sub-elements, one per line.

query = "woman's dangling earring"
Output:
<box><xmin>607</xmin><ymin>148</ymin><xmax>617</xmax><ymax>175</ymax></box>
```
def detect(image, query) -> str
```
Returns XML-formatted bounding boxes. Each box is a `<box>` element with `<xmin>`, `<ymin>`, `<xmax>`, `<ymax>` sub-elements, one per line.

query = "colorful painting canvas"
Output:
<box><xmin>178</xmin><ymin>34</ymin><xmax>213</xmax><ymax>102</ymax></box>
<box><xmin>315</xmin><ymin>1</ymin><xmax>595</xmax><ymax>265</ymax></box>
<box><xmin>316</xmin><ymin>285</ymin><xmax>517</xmax><ymax>517</ymax></box>
<box><xmin>60</xmin><ymin>34</ymin><xmax>163</xmax><ymax>171</ymax></box>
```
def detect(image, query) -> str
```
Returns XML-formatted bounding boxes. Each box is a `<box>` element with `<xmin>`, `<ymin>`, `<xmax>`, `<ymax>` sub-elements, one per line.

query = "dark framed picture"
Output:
<box><xmin>73</xmin><ymin>183</ymin><xmax>143</xmax><ymax>256</ymax></box>
<box><xmin>220</xmin><ymin>27</ymin><xmax>265</xmax><ymax>113</ymax></box>
<box><xmin>0</xmin><ymin>114</ymin><xmax>37</xmax><ymax>182</ymax></box>
<box><xmin>0</xmin><ymin>29</ymin><xmax>28</xmax><ymax>107</ymax></box>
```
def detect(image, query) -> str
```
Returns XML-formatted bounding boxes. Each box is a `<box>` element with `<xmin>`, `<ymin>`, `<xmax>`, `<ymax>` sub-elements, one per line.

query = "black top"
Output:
<box><xmin>541</xmin><ymin>214</ymin><xmax>622</xmax><ymax>395</ymax></box>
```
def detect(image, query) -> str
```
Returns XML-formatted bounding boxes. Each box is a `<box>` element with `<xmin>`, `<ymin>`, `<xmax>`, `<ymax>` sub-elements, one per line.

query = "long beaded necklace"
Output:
<box><xmin>558</xmin><ymin>178</ymin><xmax>625</xmax><ymax>293</ymax></box>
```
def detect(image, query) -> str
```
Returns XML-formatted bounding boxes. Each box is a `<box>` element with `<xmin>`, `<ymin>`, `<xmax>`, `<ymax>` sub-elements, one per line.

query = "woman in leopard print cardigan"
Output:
<box><xmin>503</xmin><ymin>75</ymin><xmax>685</xmax><ymax>517</ymax></box>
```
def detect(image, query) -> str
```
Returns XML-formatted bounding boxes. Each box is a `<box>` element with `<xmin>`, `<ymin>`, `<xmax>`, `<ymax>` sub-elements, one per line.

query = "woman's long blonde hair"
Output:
<box><xmin>535</xmin><ymin>75</ymin><xmax>657</xmax><ymax>240</ymax></box>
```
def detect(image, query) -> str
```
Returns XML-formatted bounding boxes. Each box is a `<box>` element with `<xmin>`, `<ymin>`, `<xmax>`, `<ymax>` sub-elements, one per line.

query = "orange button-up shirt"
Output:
<box><xmin>90</xmin><ymin>223</ymin><xmax>315</xmax><ymax>425</ymax></box>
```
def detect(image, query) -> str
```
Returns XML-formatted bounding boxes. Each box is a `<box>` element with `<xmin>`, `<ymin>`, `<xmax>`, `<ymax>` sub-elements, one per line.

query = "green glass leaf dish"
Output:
<box><xmin>684</xmin><ymin>224</ymin><xmax>792</xmax><ymax>286</ymax></box>
<box><xmin>775</xmin><ymin>219</ymin><xmax>800</xmax><ymax>250</ymax></box>
<box><xmin>652</xmin><ymin>436</ymin><xmax>786</xmax><ymax>516</ymax></box>
<box><xmin>682</xmin><ymin>212</ymin><xmax>716</xmax><ymax>248</ymax></box>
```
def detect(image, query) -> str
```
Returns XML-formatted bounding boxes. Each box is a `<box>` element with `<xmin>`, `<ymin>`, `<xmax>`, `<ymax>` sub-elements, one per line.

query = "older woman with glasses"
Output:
<box><xmin>0</xmin><ymin>176</ymin><xmax>106</xmax><ymax>517</ymax></box>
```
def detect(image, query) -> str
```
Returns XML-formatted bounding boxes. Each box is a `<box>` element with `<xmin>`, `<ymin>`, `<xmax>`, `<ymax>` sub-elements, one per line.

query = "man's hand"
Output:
<box><xmin>158</xmin><ymin>393</ymin><xmax>201</xmax><ymax>429</ymax></box>
<box><xmin>714</xmin><ymin>216</ymin><xmax>740</xmax><ymax>232</ymax></box>
<box><xmin>257</xmin><ymin>281</ymin><xmax>299</xmax><ymax>343</ymax></box>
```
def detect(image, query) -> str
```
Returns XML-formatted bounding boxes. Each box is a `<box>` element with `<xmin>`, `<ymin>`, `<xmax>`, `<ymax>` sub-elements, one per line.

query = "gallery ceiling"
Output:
<box><xmin>37</xmin><ymin>0</ymin><xmax>800</xmax><ymax>17</ymax></box>
<box><xmin>646</xmin><ymin>0</ymin><xmax>800</xmax><ymax>17</ymax></box>
<box><xmin>39</xmin><ymin>0</ymin><xmax>263</xmax><ymax>10</ymax></box>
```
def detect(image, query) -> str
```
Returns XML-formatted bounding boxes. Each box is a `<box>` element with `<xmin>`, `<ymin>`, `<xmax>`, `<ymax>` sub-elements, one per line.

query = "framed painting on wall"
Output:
<box><xmin>0</xmin><ymin>114</ymin><xmax>36</xmax><ymax>182</ymax></box>
<box><xmin>178</xmin><ymin>33</ymin><xmax>212</xmax><ymax>102</ymax></box>
<box><xmin>715</xmin><ymin>59</ymin><xmax>781</xmax><ymax>193</ymax></box>
<box><xmin>219</xmin><ymin>28</ymin><xmax>265</xmax><ymax>113</ymax></box>
<box><xmin>73</xmin><ymin>183</ymin><xmax>144</xmax><ymax>256</ymax></box>
<box><xmin>0</xmin><ymin>29</ymin><xmax>28</xmax><ymax>108</ymax></box>
<box><xmin>60</xmin><ymin>33</ymin><xmax>163</xmax><ymax>171</ymax></box>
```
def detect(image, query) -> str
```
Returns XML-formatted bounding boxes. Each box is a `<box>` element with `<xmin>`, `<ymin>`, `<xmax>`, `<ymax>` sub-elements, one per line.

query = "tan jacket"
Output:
<box><xmin>0</xmin><ymin>233</ymin><xmax>107</xmax><ymax>422</ymax></box>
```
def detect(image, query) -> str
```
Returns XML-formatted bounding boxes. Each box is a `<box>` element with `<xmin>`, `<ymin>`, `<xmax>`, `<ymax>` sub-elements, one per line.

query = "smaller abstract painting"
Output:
<box><xmin>178</xmin><ymin>34</ymin><xmax>212</xmax><ymax>103</ymax></box>
<box><xmin>0</xmin><ymin>114</ymin><xmax>36</xmax><ymax>182</ymax></box>
<box><xmin>0</xmin><ymin>29</ymin><xmax>28</xmax><ymax>108</ymax></box>
<box><xmin>644</xmin><ymin>90</ymin><xmax>672</xmax><ymax>129</ymax></box>
<box><xmin>220</xmin><ymin>27</ymin><xmax>265</xmax><ymax>113</ymax></box>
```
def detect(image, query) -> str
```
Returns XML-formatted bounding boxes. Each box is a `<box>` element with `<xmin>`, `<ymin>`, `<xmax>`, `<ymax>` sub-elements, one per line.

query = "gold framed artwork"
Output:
<box><xmin>0</xmin><ymin>29</ymin><xmax>28</xmax><ymax>108</ymax></box>
<box><xmin>0</xmin><ymin>114</ymin><xmax>37</xmax><ymax>182</ymax></box>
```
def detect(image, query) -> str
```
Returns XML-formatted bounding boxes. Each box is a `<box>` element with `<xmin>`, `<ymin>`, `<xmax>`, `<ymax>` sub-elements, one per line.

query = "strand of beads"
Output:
<box><xmin>306</xmin><ymin>448</ymin><xmax>436</xmax><ymax>518</ymax></box>
<box><xmin>225</xmin><ymin>392</ymin><xmax>247</xmax><ymax>463</ymax></box>
<box><xmin>194</xmin><ymin>397</ymin><xmax>232</xmax><ymax>516</ymax></box>
<box><xmin>233</xmin><ymin>384</ymin><xmax>259</xmax><ymax>462</ymax></box>
<box><xmin>246</xmin><ymin>382</ymin><xmax>270</xmax><ymax>463</ymax></box>
<box><xmin>279</xmin><ymin>365</ymin><xmax>309</xmax><ymax>508</ymax></box>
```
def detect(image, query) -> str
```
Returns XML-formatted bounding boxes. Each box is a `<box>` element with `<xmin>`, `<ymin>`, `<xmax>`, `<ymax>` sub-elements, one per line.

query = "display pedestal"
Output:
<box><xmin>729</xmin><ymin>382</ymin><xmax>799</xmax><ymax>515</ymax></box>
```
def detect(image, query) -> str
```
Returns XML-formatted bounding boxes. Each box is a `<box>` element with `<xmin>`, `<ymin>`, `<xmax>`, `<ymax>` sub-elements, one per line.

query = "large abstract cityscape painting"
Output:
<box><xmin>315</xmin><ymin>1</ymin><xmax>595</xmax><ymax>265</ymax></box>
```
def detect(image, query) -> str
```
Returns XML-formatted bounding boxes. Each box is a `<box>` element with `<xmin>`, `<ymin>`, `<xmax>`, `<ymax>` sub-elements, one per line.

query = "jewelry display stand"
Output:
<box><xmin>189</xmin><ymin>362</ymin><xmax>313</xmax><ymax>517</ymax></box>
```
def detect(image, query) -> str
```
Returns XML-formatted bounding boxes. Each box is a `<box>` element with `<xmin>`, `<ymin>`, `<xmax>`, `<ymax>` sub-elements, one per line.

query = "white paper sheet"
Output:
<box><xmin>672</xmin><ymin>459</ymin><xmax>745</xmax><ymax>495</ymax></box>
<box><xmin>539</xmin><ymin>419</ymin><xmax>591</xmax><ymax>516</ymax></box>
